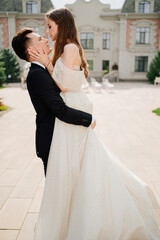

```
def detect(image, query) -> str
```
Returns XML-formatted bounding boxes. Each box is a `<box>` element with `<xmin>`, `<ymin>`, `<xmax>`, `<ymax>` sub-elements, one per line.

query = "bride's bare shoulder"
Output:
<box><xmin>62</xmin><ymin>43</ymin><xmax>80</xmax><ymax>69</ymax></box>
<box><xmin>63</xmin><ymin>43</ymin><xmax>79</xmax><ymax>56</ymax></box>
<box><xmin>64</xmin><ymin>43</ymin><xmax>79</xmax><ymax>49</ymax></box>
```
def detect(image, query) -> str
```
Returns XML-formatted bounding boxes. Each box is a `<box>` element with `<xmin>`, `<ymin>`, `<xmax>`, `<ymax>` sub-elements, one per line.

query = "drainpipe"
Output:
<box><xmin>123</xmin><ymin>13</ymin><xmax>128</xmax><ymax>80</ymax></box>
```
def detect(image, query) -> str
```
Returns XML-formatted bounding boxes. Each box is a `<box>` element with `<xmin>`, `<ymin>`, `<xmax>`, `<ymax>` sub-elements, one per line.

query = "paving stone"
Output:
<box><xmin>10</xmin><ymin>162</ymin><xmax>43</xmax><ymax>199</ymax></box>
<box><xmin>0</xmin><ymin>169</ymin><xmax>23</xmax><ymax>186</ymax></box>
<box><xmin>16</xmin><ymin>213</ymin><xmax>38</xmax><ymax>240</ymax></box>
<box><xmin>29</xmin><ymin>187</ymin><xmax>44</xmax><ymax>213</ymax></box>
<box><xmin>0</xmin><ymin>230</ymin><xmax>19</xmax><ymax>240</ymax></box>
<box><xmin>0</xmin><ymin>186</ymin><xmax>13</xmax><ymax>209</ymax></box>
<box><xmin>0</xmin><ymin>198</ymin><xmax>31</xmax><ymax>229</ymax></box>
<box><xmin>0</xmin><ymin>162</ymin><xmax>10</xmax><ymax>177</ymax></box>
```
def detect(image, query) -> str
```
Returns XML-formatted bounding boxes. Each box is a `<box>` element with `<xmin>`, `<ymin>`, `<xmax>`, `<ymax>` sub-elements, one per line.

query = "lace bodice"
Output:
<box><xmin>52</xmin><ymin>58</ymin><xmax>87</xmax><ymax>92</ymax></box>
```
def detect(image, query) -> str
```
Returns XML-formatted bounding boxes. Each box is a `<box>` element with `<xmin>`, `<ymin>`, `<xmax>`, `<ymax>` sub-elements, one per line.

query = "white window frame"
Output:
<box><xmin>103</xmin><ymin>33</ymin><xmax>110</xmax><ymax>50</ymax></box>
<box><xmin>26</xmin><ymin>1</ymin><xmax>38</xmax><ymax>13</ymax></box>
<box><xmin>80</xmin><ymin>33</ymin><xmax>94</xmax><ymax>49</ymax></box>
<box><xmin>135</xmin><ymin>56</ymin><xmax>148</xmax><ymax>72</ymax></box>
<box><xmin>136</xmin><ymin>27</ymin><xmax>150</xmax><ymax>44</ymax></box>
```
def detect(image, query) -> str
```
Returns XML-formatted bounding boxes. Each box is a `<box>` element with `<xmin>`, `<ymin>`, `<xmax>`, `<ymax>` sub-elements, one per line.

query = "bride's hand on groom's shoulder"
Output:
<box><xmin>91</xmin><ymin>120</ymin><xmax>96</xmax><ymax>129</ymax></box>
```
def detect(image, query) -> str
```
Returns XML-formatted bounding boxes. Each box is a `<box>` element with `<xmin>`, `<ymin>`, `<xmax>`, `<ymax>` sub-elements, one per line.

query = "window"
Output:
<box><xmin>87</xmin><ymin>60</ymin><xmax>93</xmax><ymax>70</ymax></box>
<box><xmin>138</xmin><ymin>1</ymin><xmax>150</xmax><ymax>13</ymax></box>
<box><xmin>103</xmin><ymin>33</ymin><xmax>110</xmax><ymax>49</ymax></box>
<box><xmin>26</xmin><ymin>1</ymin><xmax>38</xmax><ymax>13</ymax></box>
<box><xmin>80</xmin><ymin>33</ymin><xmax>94</xmax><ymax>49</ymax></box>
<box><xmin>32</xmin><ymin>27</ymin><xmax>39</xmax><ymax>34</ymax></box>
<box><xmin>135</xmin><ymin>56</ymin><xmax>148</xmax><ymax>72</ymax></box>
<box><xmin>102</xmin><ymin>60</ymin><xmax>109</xmax><ymax>72</ymax></box>
<box><xmin>136</xmin><ymin>27</ymin><xmax>150</xmax><ymax>44</ymax></box>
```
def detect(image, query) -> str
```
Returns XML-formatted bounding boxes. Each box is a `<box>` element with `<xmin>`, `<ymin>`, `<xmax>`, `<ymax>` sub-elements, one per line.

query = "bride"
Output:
<box><xmin>29</xmin><ymin>7</ymin><xmax>160</xmax><ymax>240</ymax></box>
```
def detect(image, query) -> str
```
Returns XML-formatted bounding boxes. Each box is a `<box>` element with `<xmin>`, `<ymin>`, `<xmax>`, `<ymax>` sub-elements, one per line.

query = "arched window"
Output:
<box><xmin>26</xmin><ymin>1</ymin><xmax>38</xmax><ymax>13</ymax></box>
<box><xmin>32</xmin><ymin>27</ymin><xmax>39</xmax><ymax>34</ymax></box>
<box><xmin>138</xmin><ymin>1</ymin><xmax>150</xmax><ymax>13</ymax></box>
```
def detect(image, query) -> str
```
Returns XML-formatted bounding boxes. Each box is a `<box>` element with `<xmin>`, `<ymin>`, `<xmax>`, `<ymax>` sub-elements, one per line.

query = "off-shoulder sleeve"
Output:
<box><xmin>52</xmin><ymin>58</ymin><xmax>86</xmax><ymax>91</ymax></box>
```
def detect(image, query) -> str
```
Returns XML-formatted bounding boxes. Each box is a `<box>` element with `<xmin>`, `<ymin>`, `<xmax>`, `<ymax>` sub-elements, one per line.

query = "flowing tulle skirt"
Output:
<box><xmin>34</xmin><ymin>91</ymin><xmax>160</xmax><ymax>240</ymax></box>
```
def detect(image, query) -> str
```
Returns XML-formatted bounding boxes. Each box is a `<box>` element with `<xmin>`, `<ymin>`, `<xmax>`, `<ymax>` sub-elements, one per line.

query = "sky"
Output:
<box><xmin>51</xmin><ymin>0</ymin><xmax>126</xmax><ymax>9</ymax></box>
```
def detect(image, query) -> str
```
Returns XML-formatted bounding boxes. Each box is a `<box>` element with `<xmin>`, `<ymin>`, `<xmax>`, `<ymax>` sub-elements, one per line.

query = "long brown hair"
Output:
<box><xmin>46</xmin><ymin>7</ymin><xmax>89</xmax><ymax>78</ymax></box>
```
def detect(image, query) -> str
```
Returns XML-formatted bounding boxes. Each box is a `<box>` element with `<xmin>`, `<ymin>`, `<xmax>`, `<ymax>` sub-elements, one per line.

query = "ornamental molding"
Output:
<box><xmin>129</xmin><ymin>19</ymin><xmax>156</xmax><ymax>50</ymax></box>
<box><xmin>84</xmin><ymin>48</ymin><xmax>100</xmax><ymax>55</ymax></box>
<box><xmin>132</xmin><ymin>19</ymin><xmax>156</xmax><ymax>26</ymax></box>
<box><xmin>19</xmin><ymin>19</ymin><xmax>45</xmax><ymax>36</ymax></box>
<box><xmin>128</xmin><ymin>48</ymin><xmax>157</xmax><ymax>53</ymax></box>
<box><xmin>78</xmin><ymin>25</ymin><xmax>106</xmax><ymax>32</ymax></box>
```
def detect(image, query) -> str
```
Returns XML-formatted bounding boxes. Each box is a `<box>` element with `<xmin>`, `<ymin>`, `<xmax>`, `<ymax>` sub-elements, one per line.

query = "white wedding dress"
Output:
<box><xmin>34</xmin><ymin>57</ymin><xmax>160</xmax><ymax>240</ymax></box>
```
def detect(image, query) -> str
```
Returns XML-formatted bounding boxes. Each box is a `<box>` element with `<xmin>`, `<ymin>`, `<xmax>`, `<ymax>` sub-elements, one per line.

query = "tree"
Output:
<box><xmin>1</xmin><ymin>48</ymin><xmax>21</xmax><ymax>83</ymax></box>
<box><xmin>147</xmin><ymin>51</ymin><xmax>160</xmax><ymax>84</ymax></box>
<box><xmin>0</xmin><ymin>53</ymin><xmax>6</xmax><ymax>87</ymax></box>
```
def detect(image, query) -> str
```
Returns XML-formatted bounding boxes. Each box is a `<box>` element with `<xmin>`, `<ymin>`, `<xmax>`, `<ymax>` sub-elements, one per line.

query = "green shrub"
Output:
<box><xmin>103</xmin><ymin>70</ymin><xmax>108</xmax><ymax>75</ymax></box>
<box><xmin>0</xmin><ymin>98</ymin><xmax>8</xmax><ymax>111</ymax></box>
<box><xmin>0</xmin><ymin>53</ymin><xmax>6</xmax><ymax>87</ymax></box>
<box><xmin>0</xmin><ymin>48</ymin><xmax>21</xmax><ymax>83</ymax></box>
<box><xmin>147</xmin><ymin>51</ymin><xmax>160</xmax><ymax>84</ymax></box>
<box><xmin>152</xmin><ymin>108</ymin><xmax>160</xmax><ymax>116</ymax></box>
<box><xmin>0</xmin><ymin>105</ymin><xmax>8</xmax><ymax>111</ymax></box>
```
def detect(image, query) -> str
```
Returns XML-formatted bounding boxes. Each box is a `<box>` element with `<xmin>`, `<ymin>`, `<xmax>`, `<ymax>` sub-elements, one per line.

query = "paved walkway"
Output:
<box><xmin>0</xmin><ymin>82</ymin><xmax>160</xmax><ymax>239</ymax></box>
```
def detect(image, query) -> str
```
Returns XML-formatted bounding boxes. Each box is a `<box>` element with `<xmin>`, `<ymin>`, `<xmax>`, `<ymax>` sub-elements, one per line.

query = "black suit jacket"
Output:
<box><xmin>26</xmin><ymin>63</ymin><xmax>92</xmax><ymax>160</ymax></box>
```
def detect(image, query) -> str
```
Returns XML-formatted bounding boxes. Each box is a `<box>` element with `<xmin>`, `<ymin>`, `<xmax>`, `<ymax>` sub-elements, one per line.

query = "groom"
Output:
<box><xmin>12</xmin><ymin>28</ymin><xmax>95</xmax><ymax>176</ymax></box>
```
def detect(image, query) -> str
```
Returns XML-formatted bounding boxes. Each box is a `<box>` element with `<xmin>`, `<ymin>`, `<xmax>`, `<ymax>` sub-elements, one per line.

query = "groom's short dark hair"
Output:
<box><xmin>12</xmin><ymin>28</ymin><xmax>33</xmax><ymax>61</ymax></box>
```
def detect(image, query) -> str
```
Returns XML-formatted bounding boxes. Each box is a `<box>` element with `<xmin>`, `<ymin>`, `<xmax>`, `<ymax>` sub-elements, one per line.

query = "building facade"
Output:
<box><xmin>66</xmin><ymin>0</ymin><xmax>160</xmax><ymax>80</ymax></box>
<box><xmin>0</xmin><ymin>0</ymin><xmax>160</xmax><ymax>80</ymax></box>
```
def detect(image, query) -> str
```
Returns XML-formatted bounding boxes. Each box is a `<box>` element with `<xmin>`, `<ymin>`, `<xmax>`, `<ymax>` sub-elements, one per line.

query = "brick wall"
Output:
<box><xmin>0</xmin><ymin>18</ymin><xmax>9</xmax><ymax>48</ymax></box>
<box><xmin>149</xmin><ymin>18</ymin><xmax>160</xmax><ymax>49</ymax></box>
<box><xmin>126</xmin><ymin>18</ymin><xmax>160</xmax><ymax>49</ymax></box>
